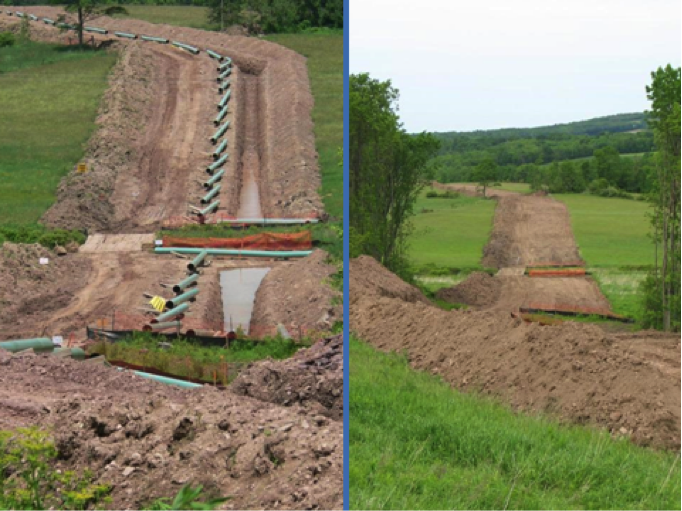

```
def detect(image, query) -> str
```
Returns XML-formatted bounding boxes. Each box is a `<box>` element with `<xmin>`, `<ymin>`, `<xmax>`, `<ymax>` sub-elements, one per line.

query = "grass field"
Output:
<box><xmin>350</xmin><ymin>337</ymin><xmax>681</xmax><ymax>510</ymax></box>
<box><xmin>264</xmin><ymin>33</ymin><xmax>343</xmax><ymax>218</ymax></box>
<box><xmin>409</xmin><ymin>189</ymin><xmax>496</xmax><ymax>271</ymax></box>
<box><xmin>0</xmin><ymin>42</ymin><xmax>117</xmax><ymax>226</ymax></box>
<box><xmin>111</xmin><ymin>5</ymin><xmax>213</xmax><ymax>29</ymax></box>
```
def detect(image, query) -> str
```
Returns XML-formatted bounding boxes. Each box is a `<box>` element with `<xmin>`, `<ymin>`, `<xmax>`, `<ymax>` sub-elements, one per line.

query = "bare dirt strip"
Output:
<box><xmin>350</xmin><ymin>256</ymin><xmax>681</xmax><ymax>451</ymax></box>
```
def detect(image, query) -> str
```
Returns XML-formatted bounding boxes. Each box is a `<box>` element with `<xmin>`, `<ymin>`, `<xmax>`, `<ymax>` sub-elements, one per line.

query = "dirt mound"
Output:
<box><xmin>436</xmin><ymin>271</ymin><xmax>500</xmax><ymax>307</ymax></box>
<box><xmin>349</xmin><ymin>256</ymin><xmax>430</xmax><ymax>305</ymax></box>
<box><xmin>0</xmin><ymin>243</ymin><xmax>91</xmax><ymax>340</ymax></box>
<box><xmin>482</xmin><ymin>195</ymin><xmax>583</xmax><ymax>268</ymax></box>
<box><xmin>250</xmin><ymin>250</ymin><xmax>341</xmax><ymax>337</ymax></box>
<box><xmin>350</xmin><ymin>271</ymin><xmax>681</xmax><ymax>450</ymax></box>
<box><xmin>0</xmin><ymin>353</ymin><xmax>342</xmax><ymax>509</ymax></box>
<box><xmin>231</xmin><ymin>334</ymin><xmax>342</xmax><ymax>421</ymax></box>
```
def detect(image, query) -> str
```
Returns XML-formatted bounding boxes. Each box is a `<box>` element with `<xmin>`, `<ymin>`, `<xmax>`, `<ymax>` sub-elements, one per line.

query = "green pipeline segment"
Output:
<box><xmin>115</xmin><ymin>31</ymin><xmax>137</xmax><ymax>39</ymax></box>
<box><xmin>219</xmin><ymin>68</ymin><xmax>232</xmax><ymax>81</ymax></box>
<box><xmin>15</xmin><ymin>11</ymin><xmax>24</xmax><ymax>17</ymax></box>
<box><xmin>166</xmin><ymin>288</ymin><xmax>199</xmax><ymax>309</ymax></box>
<box><xmin>206</xmin><ymin>49</ymin><xmax>223</xmax><ymax>60</ymax></box>
<box><xmin>204</xmin><ymin>169</ymin><xmax>224</xmax><ymax>189</ymax></box>
<box><xmin>0</xmin><ymin>338</ymin><xmax>54</xmax><ymax>353</ymax></box>
<box><xmin>141</xmin><ymin>35</ymin><xmax>169</xmax><ymax>43</ymax></box>
<box><xmin>211</xmin><ymin>122</ymin><xmax>230</xmax><ymax>144</ymax></box>
<box><xmin>214</xmin><ymin>106</ymin><xmax>229</xmax><ymax>126</ymax></box>
<box><xmin>29</xmin><ymin>14</ymin><xmax>38</xmax><ymax>20</ymax></box>
<box><xmin>156</xmin><ymin>247</ymin><xmax>314</xmax><ymax>258</ymax></box>
<box><xmin>172</xmin><ymin>41</ymin><xmax>199</xmax><ymax>54</ymax></box>
<box><xmin>218</xmin><ymin>90</ymin><xmax>231</xmax><ymax>110</ymax></box>
<box><xmin>213</xmin><ymin>139</ymin><xmax>228</xmax><ymax>159</ymax></box>
<box><xmin>84</xmin><ymin>26</ymin><xmax>108</xmax><ymax>34</ymax></box>
<box><xmin>155</xmin><ymin>302</ymin><xmax>190</xmax><ymax>322</ymax></box>
<box><xmin>143</xmin><ymin>321</ymin><xmax>182</xmax><ymax>331</ymax></box>
<box><xmin>200</xmin><ymin>184</ymin><xmax>221</xmax><ymax>205</ymax></box>
<box><xmin>132</xmin><ymin>370</ymin><xmax>202</xmax><ymax>388</ymax></box>
<box><xmin>51</xmin><ymin>347</ymin><xmax>86</xmax><ymax>360</ymax></box>
<box><xmin>207</xmin><ymin>155</ymin><xmax>228</xmax><ymax>173</ymax></box>
<box><xmin>217</xmin><ymin>60</ymin><xmax>231</xmax><ymax>72</ymax></box>
<box><xmin>172</xmin><ymin>273</ymin><xmax>199</xmax><ymax>294</ymax></box>
<box><xmin>43</xmin><ymin>18</ymin><xmax>55</xmax><ymax>24</ymax></box>
<box><xmin>187</xmin><ymin>250</ymin><xmax>208</xmax><ymax>272</ymax></box>
<box><xmin>198</xmin><ymin>200</ymin><xmax>220</xmax><ymax>218</ymax></box>
<box><xmin>218</xmin><ymin>79</ymin><xmax>231</xmax><ymax>93</ymax></box>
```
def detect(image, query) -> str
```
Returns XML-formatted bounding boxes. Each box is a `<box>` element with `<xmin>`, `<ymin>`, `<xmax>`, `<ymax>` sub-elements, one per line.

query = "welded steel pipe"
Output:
<box><xmin>84</xmin><ymin>26</ymin><xmax>108</xmax><ymax>34</ymax></box>
<box><xmin>133</xmin><ymin>370</ymin><xmax>202</xmax><ymax>388</ymax></box>
<box><xmin>217</xmin><ymin>60</ymin><xmax>231</xmax><ymax>72</ymax></box>
<box><xmin>141</xmin><ymin>35</ymin><xmax>169</xmax><ymax>43</ymax></box>
<box><xmin>213</xmin><ymin>139</ymin><xmax>227</xmax><ymax>159</ymax></box>
<box><xmin>156</xmin><ymin>247</ymin><xmax>314</xmax><ymax>258</ymax></box>
<box><xmin>6</xmin><ymin>11</ymin><xmax>13</xmax><ymax>16</ymax></box>
<box><xmin>115</xmin><ymin>31</ymin><xmax>137</xmax><ymax>39</ymax></box>
<box><xmin>197</xmin><ymin>200</ymin><xmax>220</xmax><ymax>218</ymax></box>
<box><xmin>210</xmin><ymin>122</ymin><xmax>230</xmax><ymax>144</ymax></box>
<box><xmin>154</xmin><ymin>302</ymin><xmax>190</xmax><ymax>322</ymax></box>
<box><xmin>218</xmin><ymin>79</ymin><xmax>231</xmax><ymax>93</ymax></box>
<box><xmin>172</xmin><ymin>273</ymin><xmax>199</xmax><ymax>294</ymax></box>
<box><xmin>166</xmin><ymin>288</ymin><xmax>199</xmax><ymax>309</ymax></box>
<box><xmin>214</xmin><ymin>106</ymin><xmax>228</xmax><ymax>126</ymax></box>
<box><xmin>172</xmin><ymin>41</ymin><xmax>199</xmax><ymax>54</ymax></box>
<box><xmin>15</xmin><ymin>11</ymin><xmax>24</xmax><ymax>17</ymax></box>
<box><xmin>206</xmin><ymin>49</ymin><xmax>222</xmax><ymax>60</ymax></box>
<box><xmin>43</xmin><ymin>18</ymin><xmax>55</xmax><ymax>24</ymax></box>
<box><xmin>57</xmin><ymin>22</ymin><xmax>76</xmax><ymax>30</ymax></box>
<box><xmin>218</xmin><ymin>90</ymin><xmax>231</xmax><ymax>110</ymax></box>
<box><xmin>28</xmin><ymin>14</ymin><xmax>38</xmax><ymax>20</ymax></box>
<box><xmin>200</xmin><ymin>184</ymin><xmax>221</xmax><ymax>205</ymax></box>
<box><xmin>204</xmin><ymin>169</ymin><xmax>224</xmax><ymax>189</ymax></box>
<box><xmin>50</xmin><ymin>347</ymin><xmax>86</xmax><ymax>360</ymax></box>
<box><xmin>142</xmin><ymin>321</ymin><xmax>182</xmax><ymax>332</ymax></box>
<box><xmin>187</xmin><ymin>250</ymin><xmax>208</xmax><ymax>272</ymax></box>
<box><xmin>0</xmin><ymin>338</ymin><xmax>54</xmax><ymax>353</ymax></box>
<box><xmin>219</xmin><ymin>68</ymin><xmax>232</xmax><ymax>81</ymax></box>
<box><xmin>207</xmin><ymin>155</ymin><xmax>227</xmax><ymax>174</ymax></box>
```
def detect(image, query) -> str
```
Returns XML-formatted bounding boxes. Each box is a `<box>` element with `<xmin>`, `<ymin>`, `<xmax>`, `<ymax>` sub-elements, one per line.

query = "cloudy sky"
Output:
<box><xmin>350</xmin><ymin>0</ymin><xmax>681</xmax><ymax>132</ymax></box>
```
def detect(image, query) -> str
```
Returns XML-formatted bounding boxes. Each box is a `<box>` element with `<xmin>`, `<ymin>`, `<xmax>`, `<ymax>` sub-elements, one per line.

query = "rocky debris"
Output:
<box><xmin>231</xmin><ymin>334</ymin><xmax>343</xmax><ymax>421</ymax></box>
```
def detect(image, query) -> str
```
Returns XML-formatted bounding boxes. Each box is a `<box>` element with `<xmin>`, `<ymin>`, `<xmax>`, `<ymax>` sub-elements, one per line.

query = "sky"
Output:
<box><xmin>350</xmin><ymin>0</ymin><xmax>681</xmax><ymax>133</ymax></box>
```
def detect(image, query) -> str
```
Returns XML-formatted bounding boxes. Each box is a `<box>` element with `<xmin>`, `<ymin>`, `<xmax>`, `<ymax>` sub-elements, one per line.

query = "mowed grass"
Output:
<box><xmin>111</xmin><ymin>5</ymin><xmax>213</xmax><ymax>29</ymax></box>
<box><xmin>409</xmin><ymin>189</ymin><xmax>496</xmax><ymax>270</ymax></box>
<box><xmin>0</xmin><ymin>42</ymin><xmax>117</xmax><ymax>225</ymax></box>
<box><xmin>554</xmin><ymin>194</ymin><xmax>653</xmax><ymax>267</ymax></box>
<box><xmin>591</xmin><ymin>268</ymin><xmax>648</xmax><ymax>319</ymax></box>
<box><xmin>350</xmin><ymin>337</ymin><xmax>681</xmax><ymax>510</ymax></box>
<box><xmin>264</xmin><ymin>33</ymin><xmax>343</xmax><ymax>218</ymax></box>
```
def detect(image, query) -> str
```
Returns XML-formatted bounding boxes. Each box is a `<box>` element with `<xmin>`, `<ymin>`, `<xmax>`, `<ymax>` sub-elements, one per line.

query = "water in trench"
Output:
<box><xmin>219</xmin><ymin>267</ymin><xmax>270</xmax><ymax>334</ymax></box>
<box><xmin>236</xmin><ymin>74</ymin><xmax>263</xmax><ymax>219</ymax></box>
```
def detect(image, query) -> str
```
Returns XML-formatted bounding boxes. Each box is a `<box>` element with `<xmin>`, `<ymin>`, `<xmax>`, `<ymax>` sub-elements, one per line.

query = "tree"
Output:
<box><xmin>55</xmin><ymin>0</ymin><xmax>127</xmax><ymax>46</ymax></box>
<box><xmin>349</xmin><ymin>73</ymin><xmax>440</xmax><ymax>276</ymax></box>
<box><xmin>641</xmin><ymin>65</ymin><xmax>681</xmax><ymax>331</ymax></box>
<box><xmin>471</xmin><ymin>158</ymin><xmax>497</xmax><ymax>197</ymax></box>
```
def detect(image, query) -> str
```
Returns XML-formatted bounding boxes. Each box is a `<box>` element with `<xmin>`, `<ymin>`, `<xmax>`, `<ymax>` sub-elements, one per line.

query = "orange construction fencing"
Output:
<box><xmin>528</xmin><ymin>268</ymin><xmax>586</xmax><ymax>278</ymax></box>
<box><xmin>162</xmin><ymin>231</ymin><xmax>313</xmax><ymax>250</ymax></box>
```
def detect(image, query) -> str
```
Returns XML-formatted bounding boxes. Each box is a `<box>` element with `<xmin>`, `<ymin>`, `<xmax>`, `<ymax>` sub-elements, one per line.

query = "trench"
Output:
<box><xmin>234</xmin><ymin>71</ymin><xmax>265</xmax><ymax>218</ymax></box>
<box><xmin>219</xmin><ymin>268</ymin><xmax>270</xmax><ymax>334</ymax></box>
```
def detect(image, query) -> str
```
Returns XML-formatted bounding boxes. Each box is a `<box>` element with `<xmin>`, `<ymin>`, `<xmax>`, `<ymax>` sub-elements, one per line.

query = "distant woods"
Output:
<box><xmin>641</xmin><ymin>65</ymin><xmax>680</xmax><ymax>332</ymax></box>
<box><xmin>349</xmin><ymin>73</ymin><xmax>439</xmax><ymax>277</ymax></box>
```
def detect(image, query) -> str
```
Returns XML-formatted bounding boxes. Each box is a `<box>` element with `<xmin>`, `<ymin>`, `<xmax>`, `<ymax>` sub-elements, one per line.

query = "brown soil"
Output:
<box><xmin>350</xmin><ymin>257</ymin><xmax>681</xmax><ymax>450</ymax></box>
<box><xmin>349</xmin><ymin>255</ymin><xmax>430</xmax><ymax>305</ymax></box>
<box><xmin>435</xmin><ymin>271</ymin><xmax>500</xmax><ymax>307</ymax></box>
<box><xmin>433</xmin><ymin>182</ymin><xmax>519</xmax><ymax>198</ymax></box>
<box><xmin>482</xmin><ymin>195</ymin><xmax>583</xmax><ymax>268</ymax></box>
<box><xmin>232</xmin><ymin>334</ymin><xmax>343</xmax><ymax>421</ymax></box>
<box><xmin>250</xmin><ymin>250</ymin><xmax>341</xmax><ymax>338</ymax></box>
<box><xmin>0</xmin><ymin>351</ymin><xmax>342</xmax><ymax>509</ymax></box>
<box><xmin>5</xmin><ymin>7</ymin><xmax>323</xmax><ymax>223</ymax></box>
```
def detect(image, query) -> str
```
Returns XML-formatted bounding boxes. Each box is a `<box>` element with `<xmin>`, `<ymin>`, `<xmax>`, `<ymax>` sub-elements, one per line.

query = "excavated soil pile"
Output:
<box><xmin>232</xmin><ymin>334</ymin><xmax>342</xmax><ymax>421</ymax></box>
<box><xmin>350</xmin><ymin>257</ymin><xmax>681</xmax><ymax>450</ymax></box>
<box><xmin>432</xmin><ymin>182</ymin><xmax>518</xmax><ymax>198</ymax></box>
<box><xmin>0</xmin><ymin>243</ymin><xmax>90</xmax><ymax>340</ymax></box>
<box><xmin>349</xmin><ymin>255</ymin><xmax>430</xmax><ymax>305</ymax></box>
<box><xmin>250</xmin><ymin>250</ymin><xmax>341</xmax><ymax>337</ymax></box>
<box><xmin>482</xmin><ymin>195</ymin><xmax>583</xmax><ymax>268</ymax></box>
<box><xmin>436</xmin><ymin>271</ymin><xmax>500</xmax><ymax>307</ymax></box>
<box><xmin>0</xmin><ymin>352</ymin><xmax>342</xmax><ymax>510</ymax></box>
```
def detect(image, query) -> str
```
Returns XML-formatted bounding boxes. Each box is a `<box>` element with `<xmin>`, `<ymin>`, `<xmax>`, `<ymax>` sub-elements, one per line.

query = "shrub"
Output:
<box><xmin>0</xmin><ymin>31</ymin><xmax>15</xmax><ymax>48</ymax></box>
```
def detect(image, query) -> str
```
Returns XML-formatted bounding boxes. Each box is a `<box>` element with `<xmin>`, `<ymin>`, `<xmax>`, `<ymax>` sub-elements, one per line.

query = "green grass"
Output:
<box><xmin>350</xmin><ymin>337</ymin><xmax>681</xmax><ymax>510</ymax></box>
<box><xmin>111</xmin><ymin>5</ymin><xmax>213</xmax><ymax>29</ymax></box>
<box><xmin>0</xmin><ymin>42</ymin><xmax>117</xmax><ymax>226</ymax></box>
<box><xmin>591</xmin><ymin>267</ymin><xmax>648</xmax><ymax>319</ymax></box>
<box><xmin>264</xmin><ymin>33</ymin><xmax>343</xmax><ymax>219</ymax></box>
<box><xmin>408</xmin><ymin>189</ymin><xmax>496</xmax><ymax>271</ymax></box>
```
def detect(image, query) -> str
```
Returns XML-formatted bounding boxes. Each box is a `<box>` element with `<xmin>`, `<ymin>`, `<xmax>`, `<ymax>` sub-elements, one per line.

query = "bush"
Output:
<box><xmin>0</xmin><ymin>225</ymin><xmax>86</xmax><ymax>248</ymax></box>
<box><xmin>425</xmin><ymin>190</ymin><xmax>460</xmax><ymax>199</ymax></box>
<box><xmin>0</xmin><ymin>31</ymin><xmax>15</xmax><ymax>48</ymax></box>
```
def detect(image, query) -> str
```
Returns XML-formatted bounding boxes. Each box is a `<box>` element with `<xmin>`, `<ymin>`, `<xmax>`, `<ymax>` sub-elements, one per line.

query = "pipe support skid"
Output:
<box><xmin>155</xmin><ymin>302</ymin><xmax>190</xmax><ymax>322</ymax></box>
<box><xmin>156</xmin><ymin>247</ymin><xmax>314</xmax><ymax>258</ymax></box>
<box><xmin>211</xmin><ymin>122</ymin><xmax>230</xmax><ymax>144</ymax></box>
<box><xmin>198</xmin><ymin>200</ymin><xmax>220</xmax><ymax>217</ymax></box>
<box><xmin>141</xmin><ymin>35</ymin><xmax>169</xmax><ymax>43</ymax></box>
<box><xmin>218</xmin><ymin>90</ymin><xmax>231</xmax><ymax>110</ymax></box>
<box><xmin>166</xmin><ymin>288</ymin><xmax>199</xmax><ymax>309</ymax></box>
<box><xmin>201</xmin><ymin>184</ymin><xmax>221</xmax><ymax>204</ymax></box>
<box><xmin>172</xmin><ymin>41</ymin><xmax>199</xmax><ymax>54</ymax></box>
<box><xmin>187</xmin><ymin>250</ymin><xmax>208</xmax><ymax>272</ymax></box>
<box><xmin>0</xmin><ymin>338</ymin><xmax>54</xmax><ymax>353</ymax></box>
<box><xmin>206</xmin><ymin>49</ymin><xmax>222</xmax><ymax>60</ymax></box>
<box><xmin>85</xmin><ymin>26</ymin><xmax>107</xmax><ymax>34</ymax></box>
<box><xmin>214</xmin><ymin>106</ymin><xmax>228</xmax><ymax>126</ymax></box>
<box><xmin>115</xmin><ymin>31</ymin><xmax>137</xmax><ymax>39</ymax></box>
<box><xmin>207</xmin><ymin>154</ymin><xmax>228</xmax><ymax>173</ymax></box>
<box><xmin>172</xmin><ymin>273</ymin><xmax>199</xmax><ymax>294</ymax></box>
<box><xmin>213</xmin><ymin>139</ymin><xmax>228</xmax><ymax>159</ymax></box>
<box><xmin>204</xmin><ymin>169</ymin><xmax>224</xmax><ymax>188</ymax></box>
<box><xmin>133</xmin><ymin>370</ymin><xmax>202</xmax><ymax>388</ymax></box>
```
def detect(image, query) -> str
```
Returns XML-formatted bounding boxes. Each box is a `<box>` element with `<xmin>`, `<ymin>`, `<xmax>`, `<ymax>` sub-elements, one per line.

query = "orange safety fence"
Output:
<box><xmin>162</xmin><ymin>211</ymin><xmax>320</xmax><ymax>229</ymax></box>
<box><xmin>528</xmin><ymin>268</ymin><xmax>586</xmax><ymax>278</ymax></box>
<box><xmin>162</xmin><ymin>231</ymin><xmax>313</xmax><ymax>250</ymax></box>
<box><xmin>522</xmin><ymin>302</ymin><xmax>628</xmax><ymax>321</ymax></box>
<box><xmin>527</xmin><ymin>261</ymin><xmax>586</xmax><ymax>268</ymax></box>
